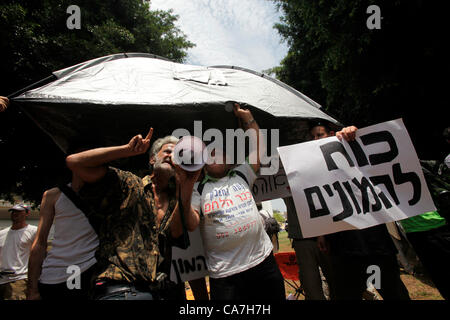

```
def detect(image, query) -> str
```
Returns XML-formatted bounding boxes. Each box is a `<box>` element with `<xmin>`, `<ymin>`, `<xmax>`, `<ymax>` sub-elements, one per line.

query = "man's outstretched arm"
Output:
<box><xmin>27</xmin><ymin>188</ymin><xmax>59</xmax><ymax>300</ymax></box>
<box><xmin>66</xmin><ymin>128</ymin><xmax>153</xmax><ymax>183</ymax></box>
<box><xmin>233</xmin><ymin>103</ymin><xmax>263</xmax><ymax>173</ymax></box>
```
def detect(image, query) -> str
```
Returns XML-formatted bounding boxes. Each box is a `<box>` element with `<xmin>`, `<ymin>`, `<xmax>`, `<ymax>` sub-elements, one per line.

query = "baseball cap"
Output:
<box><xmin>8</xmin><ymin>204</ymin><xmax>30</xmax><ymax>213</ymax></box>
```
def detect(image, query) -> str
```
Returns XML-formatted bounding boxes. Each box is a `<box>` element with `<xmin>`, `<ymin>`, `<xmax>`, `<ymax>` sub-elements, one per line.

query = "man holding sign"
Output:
<box><xmin>278</xmin><ymin>119</ymin><xmax>431</xmax><ymax>300</ymax></box>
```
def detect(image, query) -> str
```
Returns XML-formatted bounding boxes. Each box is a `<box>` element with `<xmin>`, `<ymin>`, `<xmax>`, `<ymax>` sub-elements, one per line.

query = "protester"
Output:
<box><xmin>0</xmin><ymin>96</ymin><xmax>8</xmax><ymax>112</ymax></box>
<box><xmin>26</xmin><ymin>150</ymin><xmax>99</xmax><ymax>300</ymax></box>
<box><xmin>319</xmin><ymin>226</ymin><xmax>411</xmax><ymax>300</ymax></box>
<box><xmin>281</xmin><ymin>121</ymin><xmax>360</xmax><ymax>300</ymax></box>
<box><xmin>65</xmin><ymin>129</ymin><xmax>201</xmax><ymax>300</ymax></box>
<box><xmin>0</xmin><ymin>204</ymin><xmax>37</xmax><ymax>300</ymax></box>
<box><xmin>191</xmin><ymin>103</ymin><xmax>285</xmax><ymax>300</ymax></box>
<box><xmin>312</xmin><ymin>121</ymin><xmax>410</xmax><ymax>300</ymax></box>
<box><xmin>419</xmin><ymin>130</ymin><xmax>450</xmax><ymax>221</ymax></box>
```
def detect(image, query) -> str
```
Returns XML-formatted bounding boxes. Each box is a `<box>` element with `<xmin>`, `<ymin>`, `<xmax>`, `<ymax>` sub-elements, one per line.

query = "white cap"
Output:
<box><xmin>8</xmin><ymin>203</ymin><xmax>30</xmax><ymax>212</ymax></box>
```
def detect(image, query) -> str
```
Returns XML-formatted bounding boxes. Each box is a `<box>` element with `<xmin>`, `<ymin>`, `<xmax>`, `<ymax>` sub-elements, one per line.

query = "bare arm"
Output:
<box><xmin>66</xmin><ymin>128</ymin><xmax>153</xmax><ymax>183</ymax></box>
<box><xmin>26</xmin><ymin>188</ymin><xmax>59</xmax><ymax>300</ymax></box>
<box><xmin>233</xmin><ymin>103</ymin><xmax>263</xmax><ymax>173</ymax></box>
<box><xmin>169</xmin><ymin>164</ymin><xmax>202</xmax><ymax>238</ymax></box>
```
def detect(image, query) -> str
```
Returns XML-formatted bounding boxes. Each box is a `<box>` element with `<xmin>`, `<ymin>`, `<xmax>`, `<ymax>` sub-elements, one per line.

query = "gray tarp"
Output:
<box><xmin>12</xmin><ymin>53</ymin><xmax>341</xmax><ymax>153</ymax></box>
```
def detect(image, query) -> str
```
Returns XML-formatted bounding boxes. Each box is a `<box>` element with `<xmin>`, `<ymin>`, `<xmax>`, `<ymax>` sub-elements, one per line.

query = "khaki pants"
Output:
<box><xmin>0</xmin><ymin>279</ymin><xmax>28</xmax><ymax>300</ymax></box>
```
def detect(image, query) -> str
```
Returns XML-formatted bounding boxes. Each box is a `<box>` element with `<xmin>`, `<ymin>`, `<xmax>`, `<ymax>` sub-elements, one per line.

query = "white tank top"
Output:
<box><xmin>40</xmin><ymin>187</ymin><xmax>99</xmax><ymax>284</ymax></box>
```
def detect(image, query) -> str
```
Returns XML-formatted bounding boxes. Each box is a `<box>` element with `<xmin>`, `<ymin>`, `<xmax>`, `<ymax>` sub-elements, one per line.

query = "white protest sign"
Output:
<box><xmin>277</xmin><ymin>119</ymin><xmax>436</xmax><ymax>238</ymax></box>
<box><xmin>170</xmin><ymin>228</ymin><xmax>209</xmax><ymax>283</ymax></box>
<box><xmin>252</xmin><ymin>165</ymin><xmax>291</xmax><ymax>202</ymax></box>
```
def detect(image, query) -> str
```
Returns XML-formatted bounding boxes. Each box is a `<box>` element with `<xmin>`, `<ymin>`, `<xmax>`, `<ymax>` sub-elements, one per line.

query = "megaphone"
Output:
<box><xmin>173</xmin><ymin>136</ymin><xmax>207</xmax><ymax>172</ymax></box>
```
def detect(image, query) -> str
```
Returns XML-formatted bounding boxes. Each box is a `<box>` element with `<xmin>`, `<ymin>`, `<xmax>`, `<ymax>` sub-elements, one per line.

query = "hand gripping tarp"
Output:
<box><xmin>12</xmin><ymin>53</ymin><xmax>341</xmax><ymax>153</ymax></box>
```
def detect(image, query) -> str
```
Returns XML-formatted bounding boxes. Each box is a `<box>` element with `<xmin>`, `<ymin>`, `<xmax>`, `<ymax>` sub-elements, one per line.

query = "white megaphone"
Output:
<box><xmin>173</xmin><ymin>136</ymin><xmax>207</xmax><ymax>171</ymax></box>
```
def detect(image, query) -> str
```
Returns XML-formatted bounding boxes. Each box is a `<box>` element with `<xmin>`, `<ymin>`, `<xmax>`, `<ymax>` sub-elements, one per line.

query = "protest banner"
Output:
<box><xmin>277</xmin><ymin>119</ymin><xmax>436</xmax><ymax>238</ymax></box>
<box><xmin>252</xmin><ymin>165</ymin><xmax>291</xmax><ymax>203</ymax></box>
<box><xmin>170</xmin><ymin>228</ymin><xmax>209</xmax><ymax>283</ymax></box>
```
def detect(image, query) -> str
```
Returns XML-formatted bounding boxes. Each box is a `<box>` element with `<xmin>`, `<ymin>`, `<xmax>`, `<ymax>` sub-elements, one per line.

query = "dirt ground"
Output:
<box><xmin>185</xmin><ymin>231</ymin><xmax>444</xmax><ymax>300</ymax></box>
<box><xmin>276</xmin><ymin>231</ymin><xmax>444</xmax><ymax>300</ymax></box>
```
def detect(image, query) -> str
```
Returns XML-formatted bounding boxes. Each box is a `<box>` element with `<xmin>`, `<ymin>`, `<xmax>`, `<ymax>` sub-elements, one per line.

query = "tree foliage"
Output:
<box><xmin>271</xmin><ymin>0</ymin><xmax>449</xmax><ymax>160</ymax></box>
<box><xmin>273</xmin><ymin>212</ymin><xmax>286</xmax><ymax>224</ymax></box>
<box><xmin>0</xmin><ymin>0</ymin><xmax>194</xmax><ymax>203</ymax></box>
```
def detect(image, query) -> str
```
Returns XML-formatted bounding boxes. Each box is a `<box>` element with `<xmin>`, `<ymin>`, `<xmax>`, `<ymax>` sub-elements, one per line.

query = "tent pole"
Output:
<box><xmin>7</xmin><ymin>74</ymin><xmax>57</xmax><ymax>99</ymax></box>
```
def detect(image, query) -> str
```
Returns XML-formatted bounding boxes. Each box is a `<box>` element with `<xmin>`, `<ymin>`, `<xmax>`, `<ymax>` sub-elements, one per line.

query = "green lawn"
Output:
<box><xmin>278</xmin><ymin>230</ymin><xmax>292</xmax><ymax>252</ymax></box>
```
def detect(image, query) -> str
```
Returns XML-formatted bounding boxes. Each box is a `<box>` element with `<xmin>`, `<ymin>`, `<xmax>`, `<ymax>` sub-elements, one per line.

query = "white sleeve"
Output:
<box><xmin>234</xmin><ymin>162</ymin><xmax>258</xmax><ymax>187</ymax></box>
<box><xmin>27</xmin><ymin>226</ymin><xmax>38</xmax><ymax>246</ymax></box>
<box><xmin>191</xmin><ymin>182</ymin><xmax>201</xmax><ymax>215</ymax></box>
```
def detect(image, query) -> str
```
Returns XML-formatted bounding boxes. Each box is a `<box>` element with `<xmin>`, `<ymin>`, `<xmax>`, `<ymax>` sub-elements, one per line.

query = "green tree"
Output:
<box><xmin>273</xmin><ymin>212</ymin><xmax>286</xmax><ymax>224</ymax></box>
<box><xmin>271</xmin><ymin>0</ymin><xmax>449</xmax><ymax>160</ymax></box>
<box><xmin>0</xmin><ymin>0</ymin><xmax>194</xmax><ymax>203</ymax></box>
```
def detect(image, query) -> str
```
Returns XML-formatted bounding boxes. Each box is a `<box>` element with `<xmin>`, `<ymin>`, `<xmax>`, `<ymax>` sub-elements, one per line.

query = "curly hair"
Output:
<box><xmin>149</xmin><ymin>135</ymin><xmax>179</xmax><ymax>161</ymax></box>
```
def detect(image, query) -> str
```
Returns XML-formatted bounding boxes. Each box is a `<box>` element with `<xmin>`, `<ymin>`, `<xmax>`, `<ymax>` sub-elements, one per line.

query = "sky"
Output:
<box><xmin>150</xmin><ymin>0</ymin><xmax>289</xmax><ymax>73</ymax></box>
<box><xmin>150</xmin><ymin>0</ymin><xmax>289</xmax><ymax>212</ymax></box>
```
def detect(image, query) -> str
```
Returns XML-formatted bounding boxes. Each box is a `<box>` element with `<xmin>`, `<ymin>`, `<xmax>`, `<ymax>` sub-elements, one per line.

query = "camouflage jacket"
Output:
<box><xmin>78</xmin><ymin>167</ymin><xmax>178</xmax><ymax>285</ymax></box>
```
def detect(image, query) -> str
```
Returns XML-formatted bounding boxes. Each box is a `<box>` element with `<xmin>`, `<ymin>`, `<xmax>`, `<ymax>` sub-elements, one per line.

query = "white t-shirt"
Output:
<box><xmin>39</xmin><ymin>190</ymin><xmax>99</xmax><ymax>284</ymax></box>
<box><xmin>0</xmin><ymin>224</ymin><xmax>37</xmax><ymax>284</ymax></box>
<box><xmin>191</xmin><ymin>163</ymin><xmax>273</xmax><ymax>278</ymax></box>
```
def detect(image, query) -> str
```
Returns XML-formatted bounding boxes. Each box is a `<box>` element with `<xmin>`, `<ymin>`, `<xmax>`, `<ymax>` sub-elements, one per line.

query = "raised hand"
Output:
<box><xmin>233</xmin><ymin>103</ymin><xmax>253</xmax><ymax>123</ymax></box>
<box><xmin>127</xmin><ymin>127</ymin><xmax>153</xmax><ymax>156</ymax></box>
<box><xmin>336</xmin><ymin>126</ymin><xmax>358</xmax><ymax>141</ymax></box>
<box><xmin>0</xmin><ymin>96</ymin><xmax>9</xmax><ymax>112</ymax></box>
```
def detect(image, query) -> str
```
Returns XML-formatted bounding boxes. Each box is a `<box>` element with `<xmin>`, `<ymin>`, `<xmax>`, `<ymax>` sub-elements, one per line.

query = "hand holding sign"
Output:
<box><xmin>336</xmin><ymin>126</ymin><xmax>358</xmax><ymax>141</ymax></box>
<box><xmin>278</xmin><ymin>119</ymin><xmax>435</xmax><ymax>238</ymax></box>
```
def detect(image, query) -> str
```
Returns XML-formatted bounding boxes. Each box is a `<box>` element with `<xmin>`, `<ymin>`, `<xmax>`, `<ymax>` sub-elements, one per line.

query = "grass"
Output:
<box><xmin>276</xmin><ymin>231</ymin><xmax>444</xmax><ymax>300</ymax></box>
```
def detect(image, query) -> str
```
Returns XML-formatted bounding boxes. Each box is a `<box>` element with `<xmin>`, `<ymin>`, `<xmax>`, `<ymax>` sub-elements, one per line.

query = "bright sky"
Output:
<box><xmin>150</xmin><ymin>0</ymin><xmax>289</xmax><ymax>212</ymax></box>
<box><xmin>150</xmin><ymin>0</ymin><xmax>289</xmax><ymax>73</ymax></box>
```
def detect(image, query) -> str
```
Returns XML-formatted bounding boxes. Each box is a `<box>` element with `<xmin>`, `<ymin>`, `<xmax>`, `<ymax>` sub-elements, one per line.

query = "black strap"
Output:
<box><xmin>58</xmin><ymin>184</ymin><xmax>96</xmax><ymax>229</ymax></box>
<box><xmin>234</xmin><ymin>170</ymin><xmax>249</xmax><ymax>187</ymax></box>
<box><xmin>197</xmin><ymin>180</ymin><xmax>207</xmax><ymax>196</ymax></box>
